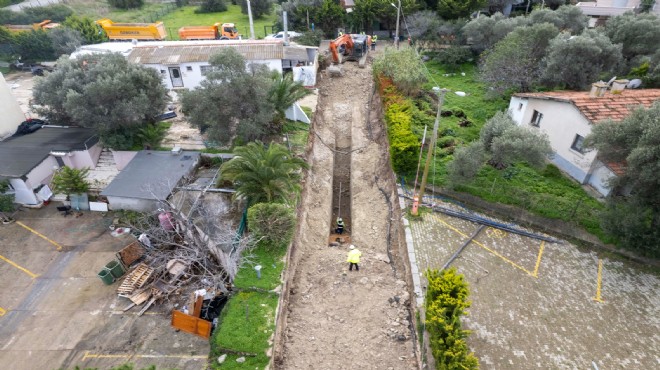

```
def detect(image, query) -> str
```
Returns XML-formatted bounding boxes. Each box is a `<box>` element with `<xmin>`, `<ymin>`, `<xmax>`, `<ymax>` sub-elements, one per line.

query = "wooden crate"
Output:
<box><xmin>171</xmin><ymin>310</ymin><xmax>212</xmax><ymax>339</ymax></box>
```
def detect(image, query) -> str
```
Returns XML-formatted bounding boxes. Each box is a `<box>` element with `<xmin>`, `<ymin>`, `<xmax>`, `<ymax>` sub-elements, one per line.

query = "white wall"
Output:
<box><xmin>507</xmin><ymin>97</ymin><xmax>528</xmax><ymax>124</ymax></box>
<box><xmin>587</xmin><ymin>160</ymin><xmax>616</xmax><ymax>196</ymax></box>
<box><xmin>9</xmin><ymin>178</ymin><xmax>38</xmax><ymax>205</ymax></box>
<box><xmin>512</xmin><ymin>97</ymin><xmax>598</xmax><ymax>183</ymax></box>
<box><xmin>62</xmin><ymin>142</ymin><xmax>102</xmax><ymax>169</ymax></box>
<box><xmin>25</xmin><ymin>156</ymin><xmax>59</xmax><ymax>190</ymax></box>
<box><xmin>147</xmin><ymin>59</ymin><xmax>283</xmax><ymax>90</ymax></box>
<box><xmin>106</xmin><ymin>196</ymin><xmax>158</xmax><ymax>212</ymax></box>
<box><xmin>0</xmin><ymin>73</ymin><xmax>25</xmax><ymax>140</ymax></box>
<box><xmin>111</xmin><ymin>150</ymin><xmax>138</xmax><ymax>171</ymax></box>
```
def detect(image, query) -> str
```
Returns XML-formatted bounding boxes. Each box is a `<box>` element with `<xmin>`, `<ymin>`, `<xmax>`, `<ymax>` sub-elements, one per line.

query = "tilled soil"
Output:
<box><xmin>273</xmin><ymin>60</ymin><xmax>418</xmax><ymax>369</ymax></box>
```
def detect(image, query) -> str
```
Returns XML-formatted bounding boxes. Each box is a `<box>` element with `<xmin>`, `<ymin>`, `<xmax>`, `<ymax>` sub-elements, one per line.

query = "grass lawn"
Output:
<box><xmin>210</xmin><ymin>291</ymin><xmax>279</xmax><ymax>369</ymax></box>
<box><xmin>396</xmin><ymin>61</ymin><xmax>609</xmax><ymax>242</ymax></box>
<box><xmin>282</xmin><ymin>119</ymin><xmax>309</xmax><ymax>154</ymax></box>
<box><xmin>65</xmin><ymin>0</ymin><xmax>178</xmax><ymax>23</ymax></box>
<box><xmin>160</xmin><ymin>5</ymin><xmax>279</xmax><ymax>40</ymax></box>
<box><xmin>233</xmin><ymin>244</ymin><xmax>286</xmax><ymax>291</ymax></box>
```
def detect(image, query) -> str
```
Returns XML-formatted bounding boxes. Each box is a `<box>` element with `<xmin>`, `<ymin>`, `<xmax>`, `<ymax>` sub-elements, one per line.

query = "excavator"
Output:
<box><xmin>328</xmin><ymin>33</ymin><xmax>371</xmax><ymax>76</ymax></box>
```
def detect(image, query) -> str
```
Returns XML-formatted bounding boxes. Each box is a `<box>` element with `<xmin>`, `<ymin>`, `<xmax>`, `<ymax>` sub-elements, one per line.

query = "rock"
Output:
<box><xmin>217</xmin><ymin>354</ymin><xmax>227</xmax><ymax>364</ymax></box>
<box><xmin>397</xmin><ymin>334</ymin><xmax>407</xmax><ymax>341</ymax></box>
<box><xmin>236</xmin><ymin>356</ymin><xmax>246</xmax><ymax>363</ymax></box>
<box><xmin>359</xmin><ymin>277</ymin><xmax>369</xmax><ymax>284</ymax></box>
<box><xmin>400</xmin><ymin>291</ymin><xmax>410</xmax><ymax>304</ymax></box>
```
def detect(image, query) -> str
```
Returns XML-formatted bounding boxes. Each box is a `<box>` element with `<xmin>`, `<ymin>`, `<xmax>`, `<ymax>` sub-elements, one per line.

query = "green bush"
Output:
<box><xmin>195</xmin><ymin>0</ymin><xmax>228</xmax><ymax>14</ymax></box>
<box><xmin>425</xmin><ymin>268</ymin><xmax>479</xmax><ymax>369</ymax></box>
<box><xmin>107</xmin><ymin>0</ymin><xmax>144</xmax><ymax>9</ymax></box>
<box><xmin>434</xmin><ymin>46</ymin><xmax>473</xmax><ymax>71</ymax></box>
<box><xmin>247</xmin><ymin>202</ymin><xmax>296</xmax><ymax>250</ymax></box>
<box><xmin>0</xmin><ymin>5</ymin><xmax>73</xmax><ymax>24</ymax></box>
<box><xmin>385</xmin><ymin>102</ymin><xmax>419</xmax><ymax>175</ymax></box>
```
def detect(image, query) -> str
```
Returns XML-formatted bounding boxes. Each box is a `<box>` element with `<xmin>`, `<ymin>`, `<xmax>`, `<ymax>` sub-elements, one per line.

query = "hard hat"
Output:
<box><xmin>349</xmin><ymin>245</ymin><xmax>355</xmax><ymax>249</ymax></box>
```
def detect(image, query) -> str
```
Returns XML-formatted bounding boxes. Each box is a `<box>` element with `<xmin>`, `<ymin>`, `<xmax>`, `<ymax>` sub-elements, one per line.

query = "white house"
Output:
<box><xmin>576</xmin><ymin>0</ymin><xmax>660</xmax><ymax>27</ymax></box>
<box><xmin>509</xmin><ymin>86</ymin><xmax>660</xmax><ymax>196</ymax></box>
<box><xmin>0</xmin><ymin>126</ymin><xmax>102</xmax><ymax>205</ymax></box>
<box><xmin>0</xmin><ymin>73</ymin><xmax>25</xmax><ymax>141</ymax></box>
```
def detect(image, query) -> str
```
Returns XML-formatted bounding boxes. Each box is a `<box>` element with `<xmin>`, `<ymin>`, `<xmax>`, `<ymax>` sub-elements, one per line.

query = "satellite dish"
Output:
<box><xmin>627</xmin><ymin>79</ymin><xmax>642</xmax><ymax>89</ymax></box>
<box><xmin>606</xmin><ymin>76</ymin><xmax>617</xmax><ymax>86</ymax></box>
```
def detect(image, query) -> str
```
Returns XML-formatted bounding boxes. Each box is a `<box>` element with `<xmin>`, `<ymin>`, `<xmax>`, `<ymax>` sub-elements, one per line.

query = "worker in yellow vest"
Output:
<box><xmin>371</xmin><ymin>34</ymin><xmax>377</xmax><ymax>51</ymax></box>
<box><xmin>347</xmin><ymin>245</ymin><xmax>362</xmax><ymax>271</ymax></box>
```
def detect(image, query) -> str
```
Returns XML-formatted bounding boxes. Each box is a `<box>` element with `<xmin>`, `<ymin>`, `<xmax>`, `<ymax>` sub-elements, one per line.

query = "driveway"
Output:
<box><xmin>0</xmin><ymin>205</ymin><xmax>209</xmax><ymax>370</ymax></box>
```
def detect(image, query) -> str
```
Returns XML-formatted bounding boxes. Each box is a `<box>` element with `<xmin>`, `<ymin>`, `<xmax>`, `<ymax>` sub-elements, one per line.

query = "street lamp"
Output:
<box><xmin>391</xmin><ymin>1</ymin><xmax>401</xmax><ymax>49</ymax></box>
<box><xmin>411</xmin><ymin>88</ymin><xmax>465</xmax><ymax>216</ymax></box>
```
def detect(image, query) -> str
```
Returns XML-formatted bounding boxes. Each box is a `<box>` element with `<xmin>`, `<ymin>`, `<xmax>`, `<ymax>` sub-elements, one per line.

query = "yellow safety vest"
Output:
<box><xmin>347</xmin><ymin>249</ymin><xmax>362</xmax><ymax>263</ymax></box>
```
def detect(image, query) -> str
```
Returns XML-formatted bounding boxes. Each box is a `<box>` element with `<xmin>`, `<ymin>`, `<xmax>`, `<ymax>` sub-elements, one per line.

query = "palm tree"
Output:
<box><xmin>268</xmin><ymin>73</ymin><xmax>311</xmax><ymax>133</ymax></box>
<box><xmin>136</xmin><ymin>123</ymin><xmax>168</xmax><ymax>150</ymax></box>
<box><xmin>220</xmin><ymin>141</ymin><xmax>309</xmax><ymax>205</ymax></box>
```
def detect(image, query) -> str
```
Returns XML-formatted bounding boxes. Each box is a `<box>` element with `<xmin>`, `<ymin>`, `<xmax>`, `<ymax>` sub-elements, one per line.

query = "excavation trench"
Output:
<box><xmin>330</xmin><ymin>145</ymin><xmax>352</xmax><ymax>243</ymax></box>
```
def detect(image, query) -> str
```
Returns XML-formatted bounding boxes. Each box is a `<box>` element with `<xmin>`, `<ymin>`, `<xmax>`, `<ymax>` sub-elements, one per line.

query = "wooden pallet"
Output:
<box><xmin>116</xmin><ymin>241</ymin><xmax>145</xmax><ymax>268</ymax></box>
<box><xmin>117</xmin><ymin>263</ymin><xmax>154</xmax><ymax>295</ymax></box>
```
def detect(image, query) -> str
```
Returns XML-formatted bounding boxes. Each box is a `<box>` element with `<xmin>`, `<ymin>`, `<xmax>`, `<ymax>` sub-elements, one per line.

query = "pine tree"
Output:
<box><xmin>51</xmin><ymin>166</ymin><xmax>90</xmax><ymax>196</ymax></box>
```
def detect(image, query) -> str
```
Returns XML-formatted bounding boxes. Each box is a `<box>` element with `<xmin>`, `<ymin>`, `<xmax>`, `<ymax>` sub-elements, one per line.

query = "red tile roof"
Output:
<box><xmin>605</xmin><ymin>161</ymin><xmax>626</xmax><ymax>177</ymax></box>
<box><xmin>515</xmin><ymin>89</ymin><xmax>660</xmax><ymax>123</ymax></box>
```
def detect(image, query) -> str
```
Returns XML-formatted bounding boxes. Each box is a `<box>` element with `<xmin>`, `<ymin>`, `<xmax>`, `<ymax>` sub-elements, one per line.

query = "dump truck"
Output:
<box><xmin>3</xmin><ymin>20</ymin><xmax>59</xmax><ymax>33</ymax></box>
<box><xmin>96</xmin><ymin>18</ymin><xmax>167</xmax><ymax>41</ymax></box>
<box><xmin>178</xmin><ymin>23</ymin><xmax>240</xmax><ymax>40</ymax></box>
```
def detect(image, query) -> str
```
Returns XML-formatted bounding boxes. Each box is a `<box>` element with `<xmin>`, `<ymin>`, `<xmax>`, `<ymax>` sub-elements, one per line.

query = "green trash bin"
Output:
<box><xmin>105</xmin><ymin>259</ymin><xmax>126</xmax><ymax>279</ymax></box>
<box><xmin>98</xmin><ymin>269</ymin><xmax>115</xmax><ymax>285</ymax></box>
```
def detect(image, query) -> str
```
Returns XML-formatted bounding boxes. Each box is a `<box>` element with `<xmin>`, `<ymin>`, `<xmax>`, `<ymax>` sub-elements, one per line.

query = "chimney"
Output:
<box><xmin>589</xmin><ymin>81</ymin><xmax>608</xmax><ymax>98</ymax></box>
<box><xmin>611</xmin><ymin>79</ymin><xmax>629</xmax><ymax>94</ymax></box>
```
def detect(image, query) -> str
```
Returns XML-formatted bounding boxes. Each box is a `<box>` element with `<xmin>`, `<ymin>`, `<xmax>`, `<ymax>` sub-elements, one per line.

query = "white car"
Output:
<box><xmin>265</xmin><ymin>31</ymin><xmax>303</xmax><ymax>40</ymax></box>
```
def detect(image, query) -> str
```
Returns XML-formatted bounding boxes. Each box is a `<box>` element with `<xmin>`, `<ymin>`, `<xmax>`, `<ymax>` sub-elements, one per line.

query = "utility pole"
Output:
<box><xmin>247</xmin><ymin>0</ymin><xmax>256</xmax><ymax>40</ymax></box>
<box><xmin>394</xmin><ymin>0</ymin><xmax>401</xmax><ymax>49</ymax></box>
<box><xmin>412</xmin><ymin>87</ymin><xmax>447</xmax><ymax>216</ymax></box>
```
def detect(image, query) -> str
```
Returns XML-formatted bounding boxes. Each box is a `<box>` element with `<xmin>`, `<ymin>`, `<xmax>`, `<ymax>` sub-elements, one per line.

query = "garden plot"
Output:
<box><xmin>408</xmin><ymin>206</ymin><xmax>660</xmax><ymax>369</ymax></box>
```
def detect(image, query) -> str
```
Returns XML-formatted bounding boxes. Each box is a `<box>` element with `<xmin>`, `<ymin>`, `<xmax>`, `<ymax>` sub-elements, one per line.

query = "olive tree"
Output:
<box><xmin>586</xmin><ymin>102</ymin><xmax>660</xmax><ymax>257</ymax></box>
<box><xmin>180</xmin><ymin>48</ymin><xmax>275</xmax><ymax>145</ymax></box>
<box><xmin>373</xmin><ymin>47</ymin><xmax>427</xmax><ymax>96</ymax></box>
<box><xmin>461</xmin><ymin>12</ymin><xmax>528</xmax><ymax>54</ymax></box>
<box><xmin>605</xmin><ymin>12</ymin><xmax>660</xmax><ymax>66</ymax></box>
<box><xmin>47</xmin><ymin>27</ymin><xmax>83</xmax><ymax>56</ymax></box>
<box><xmin>479</xmin><ymin>23</ymin><xmax>559</xmax><ymax>96</ymax></box>
<box><xmin>542</xmin><ymin>30</ymin><xmax>623</xmax><ymax>90</ymax></box>
<box><xmin>32</xmin><ymin>53</ymin><xmax>168</xmax><ymax>144</ymax></box>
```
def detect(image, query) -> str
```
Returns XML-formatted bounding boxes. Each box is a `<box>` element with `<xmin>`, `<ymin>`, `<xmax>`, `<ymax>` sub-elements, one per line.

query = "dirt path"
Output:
<box><xmin>273</xmin><ymin>60</ymin><xmax>418</xmax><ymax>369</ymax></box>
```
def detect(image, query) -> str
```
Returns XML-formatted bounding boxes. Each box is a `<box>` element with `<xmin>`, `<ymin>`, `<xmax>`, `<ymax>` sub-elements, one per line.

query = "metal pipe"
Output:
<box><xmin>441</xmin><ymin>225</ymin><xmax>484</xmax><ymax>270</ymax></box>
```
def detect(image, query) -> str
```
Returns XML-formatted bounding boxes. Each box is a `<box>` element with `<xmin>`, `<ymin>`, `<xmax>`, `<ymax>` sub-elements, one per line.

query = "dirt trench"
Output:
<box><xmin>272</xmin><ymin>60</ymin><xmax>418</xmax><ymax>369</ymax></box>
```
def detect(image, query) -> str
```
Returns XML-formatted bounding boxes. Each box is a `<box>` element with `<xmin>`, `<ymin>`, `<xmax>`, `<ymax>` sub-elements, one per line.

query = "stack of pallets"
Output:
<box><xmin>117</xmin><ymin>262</ymin><xmax>154</xmax><ymax>297</ymax></box>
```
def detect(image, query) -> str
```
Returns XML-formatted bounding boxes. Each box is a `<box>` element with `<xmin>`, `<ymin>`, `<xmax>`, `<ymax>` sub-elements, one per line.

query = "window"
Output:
<box><xmin>530</xmin><ymin>110</ymin><xmax>543</xmax><ymax>127</ymax></box>
<box><xmin>186</xmin><ymin>66</ymin><xmax>192</xmax><ymax>71</ymax></box>
<box><xmin>200</xmin><ymin>65</ymin><xmax>213</xmax><ymax>76</ymax></box>
<box><xmin>518</xmin><ymin>103</ymin><xmax>523</xmax><ymax>111</ymax></box>
<box><xmin>571</xmin><ymin>134</ymin><xmax>585</xmax><ymax>154</ymax></box>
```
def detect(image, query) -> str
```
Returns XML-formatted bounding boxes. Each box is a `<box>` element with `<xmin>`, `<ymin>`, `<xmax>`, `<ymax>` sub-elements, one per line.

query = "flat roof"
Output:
<box><xmin>0</xmin><ymin>126</ymin><xmax>97</xmax><ymax>179</ymax></box>
<box><xmin>101</xmin><ymin>150</ymin><xmax>200</xmax><ymax>200</ymax></box>
<box><xmin>127</xmin><ymin>41</ymin><xmax>285</xmax><ymax>64</ymax></box>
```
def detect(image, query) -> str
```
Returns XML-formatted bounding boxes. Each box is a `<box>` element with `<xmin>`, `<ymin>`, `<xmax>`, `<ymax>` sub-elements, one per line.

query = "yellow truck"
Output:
<box><xmin>4</xmin><ymin>20</ymin><xmax>59</xmax><ymax>33</ymax></box>
<box><xmin>96</xmin><ymin>18</ymin><xmax>167</xmax><ymax>41</ymax></box>
<box><xmin>178</xmin><ymin>23</ymin><xmax>240</xmax><ymax>40</ymax></box>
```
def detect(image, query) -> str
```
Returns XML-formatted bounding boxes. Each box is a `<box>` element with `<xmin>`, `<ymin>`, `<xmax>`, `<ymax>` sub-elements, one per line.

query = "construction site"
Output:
<box><xmin>1</xmin><ymin>32</ymin><xmax>659</xmax><ymax>370</ymax></box>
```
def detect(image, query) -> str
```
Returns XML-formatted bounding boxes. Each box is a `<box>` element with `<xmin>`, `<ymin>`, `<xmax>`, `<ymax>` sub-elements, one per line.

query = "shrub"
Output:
<box><xmin>195</xmin><ymin>0</ymin><xmax>227</xmax><ymax>14</ymax></box>
<box><xmin>425</xmin><ymin>268</ymin><xmax>479</xmax><ymax>369</ymax></box>
<box><xmin>51</xmin><ymin>166</ymin><xmax>90</xmax><ymax>196</ymax></box>
<box><xmin>247</xmin><ymin>203</ymin><xmax>296</xmax><ymax>250</ymax></box>
<box><xmin>434</xmin><ymin>46</ymin><xmax>473</xmax><ymax>72</ymax></box>
<box><xmin>240</xmin><ymin>0</ymin><xmax>272</xmax><ymax>18</ymax></box>
<box><xmin>373</xmin><ymin>47</ymin><xmax>428</xmax><ymax>96</ymax></box>
<box><xmin>107</xmin><ymin>0</ymin><xmax>144</xmax><ymax>9</ymax></box>
<box><xmin>296</xmin><ymin>29</ymin><xmax>323</xmax><ymax>47</ymax></box>
<box><xmin>385</xmin><ymin>102</ymin><xmax>419</xmax><ymax>175</ymax></box>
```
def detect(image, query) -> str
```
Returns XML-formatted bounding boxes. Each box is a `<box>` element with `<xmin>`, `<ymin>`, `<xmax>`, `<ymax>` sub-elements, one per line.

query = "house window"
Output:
<box><xmin>160</xmin><ymin>70</ymin><xmax>166</xmax><ymax>74</ymax></box>
<box><xmin>530</xmin><ymin>110</ymin><xmax>543</xmax><ymax>127</ymax></box>
<box><xmin>186</xmin><ymin>66</ymin><xmax>193</xmax><ymax>71</ymax></box>
<box><xmin>200</xmin><ymin>65</ymin><xmax>213</xmax><ymax>76</ymax></box>
<box><xmin>518</xmin><ymin>103</ymin><xmax>523</xmax><ymax>111</ymax></box>
<box><xmin>571</xmin><ymin>134</ymin><xmax>585</xmax><ymax>154</ymax></box>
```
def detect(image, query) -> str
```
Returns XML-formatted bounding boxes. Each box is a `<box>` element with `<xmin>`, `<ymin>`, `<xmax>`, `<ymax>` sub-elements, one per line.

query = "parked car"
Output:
<box><xmin>9</xmin><ymin>60</ymin><xmax>55</xmax><ymax>75</ymax></box>
<box><xmin>265</xmin><ymin>31</ymin><xmax>303</xmax><ymax>40</ymax></box>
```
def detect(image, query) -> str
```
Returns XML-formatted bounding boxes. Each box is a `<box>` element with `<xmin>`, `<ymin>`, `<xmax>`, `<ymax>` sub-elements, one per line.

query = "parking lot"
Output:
<box><xmin>409</xmin><ymin>206</ymin><xmax>660</xmax><ymax>369</ymax></box>
<box><xmin>0</xmin><ymin>206</ymin><xmax>209</xmax><ymax>370</ymax></box>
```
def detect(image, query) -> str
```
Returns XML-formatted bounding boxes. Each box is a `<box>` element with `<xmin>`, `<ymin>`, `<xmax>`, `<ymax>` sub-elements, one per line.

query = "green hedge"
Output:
<box><xmin>425</xmin><ymin>268</ymin><xmax>479</xmax><ymax>369</ymax></box>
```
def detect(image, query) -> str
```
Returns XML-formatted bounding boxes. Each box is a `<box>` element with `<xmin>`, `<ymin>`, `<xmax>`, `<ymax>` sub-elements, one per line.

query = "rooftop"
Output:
<box><xmin>515</xmin><ymin>89</ymin><xmax>660</xmax><ymax>123</ymax></box>
<box><xmin>127</xmin><ymin>40</ymin><xmax>285</xmax><ymax>64</ymax></box>
<box><xmin>0</xmin><ymin>126</ymin><xmax>97</xmax><ymax>179</ymax></box>
<box><xmin>101</xmin><ymin>150</ymin><xmax>200</xmax><ymax>200</ymax></box>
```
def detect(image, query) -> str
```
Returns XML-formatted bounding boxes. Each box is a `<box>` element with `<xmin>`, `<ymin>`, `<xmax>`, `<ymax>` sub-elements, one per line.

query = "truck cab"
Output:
<box><xmin>220</xmin><ymin>23</ymin><xmax>239</xmax><ymax>40</ymax></box>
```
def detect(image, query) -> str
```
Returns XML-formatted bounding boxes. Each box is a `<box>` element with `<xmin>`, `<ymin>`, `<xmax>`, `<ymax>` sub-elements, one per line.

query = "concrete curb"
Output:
<box><xmin>398</xmin><ymin>186</ymin><xmax>424</xmax><ymax>307</ymax></box>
